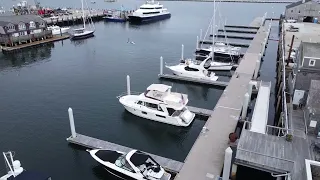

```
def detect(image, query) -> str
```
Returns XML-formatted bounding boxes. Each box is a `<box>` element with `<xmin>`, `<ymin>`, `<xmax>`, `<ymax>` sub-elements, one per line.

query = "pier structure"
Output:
<box><xmin>66</xmin><ymin>107</ymin><xmax>184</xmax><ymax>174</ymax></box>
<box><xmin>43</xmin><ymin>10</ymin><xmax>106</xmax><ymax>26</ymax></box>
<box><xmin>173</xmin><ymin>15</ymin><xmax>271</xmax><ymax>180</ymax></box>
<box><xmin>158</xmin><ymin>0</ymin><xmax>296</xmax><ymax>3</ymax></box>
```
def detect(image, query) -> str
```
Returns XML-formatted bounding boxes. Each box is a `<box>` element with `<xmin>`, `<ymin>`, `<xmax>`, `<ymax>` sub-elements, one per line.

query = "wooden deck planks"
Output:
<box><xmin>187</xmin><ymin>106</ymin><xmax>213</xmax><ymax>116</ymax></box>
<box><xmin>174</xmin><ymin>18</ymin><xmax>269</xmax><ymax>180</ymax></box>
<box><xmin>67</xmin><ymin>134</ymin><xmax>184</xmax><ymax>173</ymax></box>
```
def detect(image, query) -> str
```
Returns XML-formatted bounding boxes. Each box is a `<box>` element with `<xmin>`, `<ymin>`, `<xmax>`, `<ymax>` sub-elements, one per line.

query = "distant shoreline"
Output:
<box><xmin>157</xmin><ymin>0</ymin><xmax>294</xmax><ymax>3</ymax></box>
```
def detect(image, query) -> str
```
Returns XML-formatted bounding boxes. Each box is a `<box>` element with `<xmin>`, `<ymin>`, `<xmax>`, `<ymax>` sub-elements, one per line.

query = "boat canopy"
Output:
<box><xmin>147</xmin><ymin>84</ymin><xmax>171</xmax><ymax>93</ymax></box>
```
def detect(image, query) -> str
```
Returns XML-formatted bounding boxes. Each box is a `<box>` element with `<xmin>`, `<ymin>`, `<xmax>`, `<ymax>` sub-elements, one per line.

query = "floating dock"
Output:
<box><xmin>187</xmin><ymin>106</ymin><xmax>213</xmax><ymax>117</ymax></box>
<box><xmin>217</xmin><ymin>29</ymin><xmax>257</xmax><ymax>34</ymax></box>
<box><xmin>1</xmin><ymin>35</ymin><xmax>70</xmax><ymax>53</ymax></box>
<box><xmin>211</xmin><ymin>34</ymin><xmax>254</xmax><ymax>40</ymax></box>
<box><xmin>199</xmin><ymin>40</ymin><xmax>250</xmax><ymax>47</ymax></box>
<box><xmin>65</xmin><ymin>108</ymin><xmax>184</xmax><ymax>174</ymax></box>
<box><xmin>174</xmin><ymin>15</ymin><xmax>271</xmax><ymax>180</ymax></box>
<box><xmin>158</xmin><ymin>74</ymin><xmax>229</xmax><ymax>87</ymax></box>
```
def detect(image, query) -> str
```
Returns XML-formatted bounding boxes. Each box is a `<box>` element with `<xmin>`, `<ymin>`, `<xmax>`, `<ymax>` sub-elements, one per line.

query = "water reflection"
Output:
<box><xmin>0</xmin><ymin>43</ymin><xmax>54</xmax><ymax>71</ymax></box>
<box><xmin>70</xmin><ymin>36</ymin><xmax>96</xmax><ymax>46</ymax></box>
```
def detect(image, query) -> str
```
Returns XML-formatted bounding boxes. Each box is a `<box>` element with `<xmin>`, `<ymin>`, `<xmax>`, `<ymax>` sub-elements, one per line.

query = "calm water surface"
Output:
<box><xmin>0</xmin><ymin>1</ymin><xmax>285</xmax><ymax>179</ymax></box>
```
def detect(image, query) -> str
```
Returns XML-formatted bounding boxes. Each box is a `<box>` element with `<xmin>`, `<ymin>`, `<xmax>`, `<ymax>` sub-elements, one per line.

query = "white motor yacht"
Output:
<box><xmin>195</xmin><ymin>44</ymin><xmax>241</xmax><ymax>62</ymax></box>
<box><xmin>88</xmin><ymin>149</ymin><xmax>171</xmax><ymax>180</ymax></box>
<box><xmin>47</xmin><ymin>25</ymin><xmax>70</xmax><ymax>35</ymax></box>
<box><xmin>118</xmin><ymin>84</ymin><xmax>195</xmax><ymax>127</ymax></box>
<box><xmin>165</xmin><ymin>57</ymin><xmax>219</xmax><ymax>81</ymax></box>
<box><xmin>128</xmin><ymin>0</ymin><xmax>171</xmax><ymax>23</ymax></box>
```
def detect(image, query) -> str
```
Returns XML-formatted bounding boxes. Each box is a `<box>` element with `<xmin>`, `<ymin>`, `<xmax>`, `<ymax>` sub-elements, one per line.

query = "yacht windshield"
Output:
<box><xmin>115</xmin><ymin>155</ymin><xmax>135</xmax><ymax>173</ymax></box>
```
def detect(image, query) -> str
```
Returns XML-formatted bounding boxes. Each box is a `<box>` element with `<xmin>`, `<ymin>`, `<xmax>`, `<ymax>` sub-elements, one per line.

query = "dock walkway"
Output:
<box><xmin>67</xmin><ymin>133</ymin><xmax>184</xmax><ymax>173</ymax></box>
<box><xmin>187</xmin><ymin>106</ymin><xmax>213</xmax><ymax>117</ymax></box>
<box><xmin>174</xmin><ymin>17</ymin><xmax>270</xmax><ymax>180</ymax></box>
<box><xmin>158</xmin><ymin>74</ymin><xmax>229</xmax><ymax>87</ymax></box>
<box><xmin>1</xmin><ymin>35</ymin><xmax>69</xmax><ymax>53</ymax></box>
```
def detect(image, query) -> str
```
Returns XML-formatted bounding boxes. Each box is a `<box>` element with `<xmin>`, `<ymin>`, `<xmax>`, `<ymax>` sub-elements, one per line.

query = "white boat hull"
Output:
<box><xmin>122</xmin><ymin>105</ymin><xmax>193</xmax><ymax>127</ymax></box>
<box><xmin>119</xmin><ymin>95</ymin><xmax>195</xmax><ymax>127</ymax></box>
<box><xmin>51</xmin><ymin>27</ymin><xmax>70</xmax><ymax>35</ymax></box>
<box><xmin>209</xmin><ymin>62</ymin><xmax>233</xmax><ymax>71</ymax></box>
<box><xmin>166</xmin><ymin>65</ymin><xmax>219</xmax><ymax>81</ymax></box>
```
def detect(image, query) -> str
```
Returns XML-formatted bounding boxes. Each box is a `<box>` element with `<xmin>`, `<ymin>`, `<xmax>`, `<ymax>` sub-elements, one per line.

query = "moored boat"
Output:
<box><xmin>118</xmin><ymin>83</ymin><xmax>195</xmax><ymax>127</ymax></box>
<box><xmin>88</xmin><ymin>149</ymin><xmax>171</xmax><ymax>180</ymax></box>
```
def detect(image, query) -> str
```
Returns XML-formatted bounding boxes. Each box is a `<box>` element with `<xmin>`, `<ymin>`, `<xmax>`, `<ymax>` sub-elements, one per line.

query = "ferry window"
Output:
<box><xmin>309</xmin><ymin>59</ymin><xmax>316</xmax><ymax>66</ymax></box>
<box><xmin>140</xmin><ymin>7</ymin><xmax>154</xmax><ymax>9</ymax></box>
<box><xmin>184</xmin><ymin>66</ymin><xmax>199</xmax><ymax>71</ymax></box>
<box><xmin>145</xmin><ymin>102</ymin><xmax>158</xmax><ymax>109</ymax></box>
<box><xmin>143</xmin><ymin>12</ymin><xmax>160</xmax><ymax>14</ymax></box>
<box><xmin>291</xmin><ymin>10</ymin><xmax>293</xmax><ymax>13</ymax></box>
<box><xmin>155</xmin><ymin>7</ymin><xmax>162</xmax><ymax>9</ymax></box>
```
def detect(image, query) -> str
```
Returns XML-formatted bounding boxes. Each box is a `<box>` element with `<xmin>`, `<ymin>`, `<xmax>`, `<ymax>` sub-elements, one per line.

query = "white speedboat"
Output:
<box><xmin>0</xmin><ymin>151</ymin><xmax>51</xmax><ymax>180</ymax></box>
<box><xmin>47</xmin><ymin>25</ymin><xmax>70</xmax><ymax>35</ymax></box>
<box><xmin>208</xmin><ymin>61</ymin><xmax>233</xmax><ymax>71</ymax></box>
<box><xmin>166</xmin><ymin>57</ymin><xmax>219</xmax><ymax>81</ymax></box>
<box><xmin>88</xmin><ymin>149</ymin><xmax>171</xmax><ymax>180</ymax></box>
<box><xmin>128</xmin><ymin>0</ymin><xmax>171</xmax><ymax>23</ymax></box>
<box><xmin>118</xmin><ymin>84</ymin><xmax>195</xmax><ymax>127</ymax></box>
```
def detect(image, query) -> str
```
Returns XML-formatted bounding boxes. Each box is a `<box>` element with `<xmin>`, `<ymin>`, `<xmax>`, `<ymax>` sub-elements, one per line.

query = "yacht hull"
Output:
<box><xmin>71</xmin><ymin>31</ymin><xmax>94</xmax><ymax>40</ymax></box>
<box><xmin>166</xmin><ymin>66</ymin><xmax>219</xmax><ymax>81</ymax></box>
<box><xmin>122</xmin><ymin>105</ymin><xmax>193</xmax><ymax>127</ymax></box>
<box><xmin>128</xmin><ymin>13</ymin><xmax>171</xmax><ymax>23</ymax></box>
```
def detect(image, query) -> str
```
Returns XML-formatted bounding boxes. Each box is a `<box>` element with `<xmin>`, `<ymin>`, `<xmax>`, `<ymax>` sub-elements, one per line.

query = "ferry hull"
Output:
<box><xmin>104</xmin><ymin>17</ymin><xmax>127</xmax><ymax>22</ymax></box>
<box><xmin>128</xmin><ymin>13</ymin><xmax>171</xmax><ymax>23</ymax></box>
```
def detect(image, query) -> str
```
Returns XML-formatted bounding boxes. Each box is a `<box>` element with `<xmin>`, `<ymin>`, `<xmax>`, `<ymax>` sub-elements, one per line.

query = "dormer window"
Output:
<box><xmin>6</xmin><ymin>25</ymin><xmax>15</xmax><ymax>30</ymax></box>
<box><xmin>309</xmin><ymin>59</ymin><xmax>316</xmax><ymax>66</ymax></box>
<box><xmin>29</xmin><ymin>21</ymin><xmax>36</xmax><ymax>28</ymax></box>
<box><xmin>18</xmin><ymin>24</ymin><xmax>26</xmax><ymax>30</ymax></box>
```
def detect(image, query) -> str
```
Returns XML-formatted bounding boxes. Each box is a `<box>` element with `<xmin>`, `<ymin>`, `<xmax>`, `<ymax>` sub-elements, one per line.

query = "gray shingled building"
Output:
<box><xmin>285</xmin><ymin>0</ymin><xmax>320</xmax><ymax>22</ymax></box>
<box><xmin>0</xmin><ymin>14</ymin><xmax>52</xmax><ymax>47</ymax></box>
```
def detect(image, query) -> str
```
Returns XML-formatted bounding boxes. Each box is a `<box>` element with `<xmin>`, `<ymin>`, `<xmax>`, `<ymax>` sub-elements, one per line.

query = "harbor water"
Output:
<box><xmin>0</xmin><ymin>1</ymin><xmax>286</xmax><ymax>179</ymax></box>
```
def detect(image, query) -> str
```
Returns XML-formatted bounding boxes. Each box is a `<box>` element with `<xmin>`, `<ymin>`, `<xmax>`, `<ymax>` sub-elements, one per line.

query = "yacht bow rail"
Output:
<box><xmin>116</xmin><ymin>91</ymin><xmax>141</xmax><ymax>99</ymax></box>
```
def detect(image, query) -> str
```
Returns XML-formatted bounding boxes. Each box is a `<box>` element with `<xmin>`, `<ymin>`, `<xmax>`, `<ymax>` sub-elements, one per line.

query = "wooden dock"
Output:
<box><xmin>187</xmin><ymin>106</ymin><xmax>213</xmax><ymax>117</ymax></box>
<box><xmin>44</xmin><ymin>10</ymin><xmax>106</xmax><ymax>26</ymax></box>
<box><xmin>224</xmin><ymin>25</ymin><xmax>260</xmax><ymax>29</ymax></box>
<box><xmin>217</xmin><ymin>29</ymin><xmax>257</xmax><ymax>34</ymax></box>
<box><xmin>158</xmin><ymin>74</ymin><xmax>229</xmax><ymax>87</ymax></box>
<box><xmin>1</xmin><ymin>35</ymin><xmax>70</xmax><ymax>53</ymax></box>
<box><xmin>199</xmin><ymin>40</ymin><xmax>250</xmax><ymax>47</ymax></box>
<box><xmin>174</xmin><ymin>15</ymin><xmax>270</xmax><ymax>180</ymax></box>
<box><xmin>67</xmin><ymin>133</ymin><xmax>184</xmax><ymax>174</ymax></box>
<box><xmin>211</xmin><ymin>34</ymin><xmax>254</xmax><ymax>40</ymax></box>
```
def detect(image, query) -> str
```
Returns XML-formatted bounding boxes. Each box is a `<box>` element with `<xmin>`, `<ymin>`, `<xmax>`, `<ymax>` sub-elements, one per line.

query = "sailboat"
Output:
<box><xmin>195</xmin><ymin>0</ymin><xmax>241</xmax><ymax>63</ymax></box>
<box><xmin>71</xmin><ymin>0</ymin><xmax>95</xmax><ymax>40</ymax></box>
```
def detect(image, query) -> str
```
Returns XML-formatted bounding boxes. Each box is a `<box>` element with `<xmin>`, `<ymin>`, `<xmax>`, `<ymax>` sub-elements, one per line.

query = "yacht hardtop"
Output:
<box><xmin>142</xmin><ymin>84</ymin><xmax>188</xmax><ymax>110</ymax></box>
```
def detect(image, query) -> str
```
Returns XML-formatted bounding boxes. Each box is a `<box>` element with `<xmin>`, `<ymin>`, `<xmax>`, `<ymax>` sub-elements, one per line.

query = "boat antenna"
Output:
<box><xmin>212</xmin><ymin>0</ymin><xmax>216</xmax><ymax>63</ymax></box>
<box><xmin>81</xmin><ymin>0</ymin><xmax>85</xmax><ymax>29</ymax></box>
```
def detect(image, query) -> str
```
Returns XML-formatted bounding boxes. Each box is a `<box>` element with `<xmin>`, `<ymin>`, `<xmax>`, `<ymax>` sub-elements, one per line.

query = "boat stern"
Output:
<box><xmin>179</xmin><ymin>109</ymin><xmax>195</xmax><ymax>126</ymax></box>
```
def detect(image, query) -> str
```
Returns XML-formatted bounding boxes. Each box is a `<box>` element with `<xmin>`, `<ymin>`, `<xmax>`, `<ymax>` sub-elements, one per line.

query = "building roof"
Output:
<box><xmin>295</xmin><ymin>71</ymin><xmax>320</xmax><ymax>91</ymax></box>
<box><xmin>307</xmin><ymin>80</ymin><xmax>320</xmax><ymax>112</ymax></box>
<box><xmin>0</xmin><ymin>15</ymin><xmax>45</xmax><ymax>26</ymax></box>
<box><xmin>302</xmin><ymin>42</ymin><xmax>320</xmax><ymax>58</ymax></box>
<box><xmin>286</xmin><ymin>0</ymin><xmax>312</xmax><ymax>9</ymax></box>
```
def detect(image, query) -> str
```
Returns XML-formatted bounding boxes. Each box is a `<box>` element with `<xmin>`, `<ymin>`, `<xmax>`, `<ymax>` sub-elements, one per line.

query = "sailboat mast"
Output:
<box><xmin>212</xmin><ymin>0</ymin><xmax>216</xmax><ymax>62</ymax></box>
<box><xmin>82</xmin><ymin>0</ymin><xmax>86</xmax><ymax>29</ymax></box>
